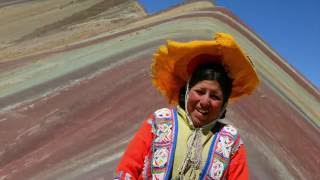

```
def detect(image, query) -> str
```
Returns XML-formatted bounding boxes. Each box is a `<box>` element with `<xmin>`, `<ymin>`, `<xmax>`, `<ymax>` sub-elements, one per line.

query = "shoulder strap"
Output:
<box><xmin>202</xmin><ymin>124</ymin><xmax>240</xmax><ymax>179</ymax></box>
<box><xmin>150</xmin><ymin>108</ymin><xmax>178</xmax><ymax>180</ymax></box>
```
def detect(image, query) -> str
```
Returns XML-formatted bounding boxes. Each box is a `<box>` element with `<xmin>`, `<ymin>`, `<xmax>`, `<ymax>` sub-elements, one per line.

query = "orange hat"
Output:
<box><xmin>151</xmin><ymin>32</ymin><xmax>260</xmax><ymax>105</ymax></box>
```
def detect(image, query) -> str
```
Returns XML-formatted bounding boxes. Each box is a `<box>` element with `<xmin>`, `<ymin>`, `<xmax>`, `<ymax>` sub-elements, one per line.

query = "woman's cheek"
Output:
<box><xmin>210</xmin><ymin>100</ymin><xmax>223</xmax><ymax>111</ymax></box>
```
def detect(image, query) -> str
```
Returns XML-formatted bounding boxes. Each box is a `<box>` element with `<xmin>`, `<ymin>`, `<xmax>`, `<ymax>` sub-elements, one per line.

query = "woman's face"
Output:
<box><xmin>187</xmin><ymin>80</ymin><xmax>224</xmax><ymax>127</ymax></box>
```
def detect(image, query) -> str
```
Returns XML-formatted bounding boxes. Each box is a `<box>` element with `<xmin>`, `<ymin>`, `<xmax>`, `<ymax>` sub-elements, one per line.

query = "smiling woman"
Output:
<box><xmin>114</xmin><ymin>32</ymin><xmax>260</xmax><ymax>179</ymax></box>
<box><xmin>182</xmin><ymin>63</ymin><xmax>233</xmax><ymax>127</ymax></box>
<box><xmin>187</xmin><ymin>80</ymin><xmax>225</xmax><ymax>127</ymax></box>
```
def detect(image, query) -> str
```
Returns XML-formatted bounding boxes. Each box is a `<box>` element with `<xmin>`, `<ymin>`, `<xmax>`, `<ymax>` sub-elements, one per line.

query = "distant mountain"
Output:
<box><xmin>0</xmin><ymin>0</ymin><xmax>146</xmax><ymax>60</ymax></box>
<box><xmin>0</xmin><ymin>0</ymin><xmax>319</xmax><ymax>179</ymax></box>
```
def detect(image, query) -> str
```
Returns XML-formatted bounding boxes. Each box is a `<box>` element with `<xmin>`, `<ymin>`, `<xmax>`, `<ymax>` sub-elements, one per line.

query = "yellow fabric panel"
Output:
<box><xmin>172</xmin><ymin>106</ymin><xmax>216</xmax><ymax>179</ymax></box>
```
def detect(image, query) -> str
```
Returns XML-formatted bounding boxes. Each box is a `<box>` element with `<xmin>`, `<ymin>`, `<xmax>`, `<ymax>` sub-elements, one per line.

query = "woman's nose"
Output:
<box><xmin>199</xmin><ymin>94</ymin><xmax>210</xmax><ymax>107</ymax></box>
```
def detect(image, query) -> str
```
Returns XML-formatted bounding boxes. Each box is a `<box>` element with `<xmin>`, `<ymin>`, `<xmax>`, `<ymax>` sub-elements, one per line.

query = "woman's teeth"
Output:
<box><xmin>197</xmin><ymin>109</ymin><xmax>208</xmax><ymax>115</ymax></box>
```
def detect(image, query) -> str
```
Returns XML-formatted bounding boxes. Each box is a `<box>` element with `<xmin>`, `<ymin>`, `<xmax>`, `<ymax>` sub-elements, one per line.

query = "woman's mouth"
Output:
<box><xmin>196</xmin><ymin>108</ymin><xmax>208</xmax><ymax>116</ymax></box>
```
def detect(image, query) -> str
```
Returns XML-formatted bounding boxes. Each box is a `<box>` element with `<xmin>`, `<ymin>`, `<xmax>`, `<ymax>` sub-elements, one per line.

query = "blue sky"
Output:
<box><xmin>138</xmin><ymin>0</ymin><xmax>320</xmax><ymax>89</ymax></box>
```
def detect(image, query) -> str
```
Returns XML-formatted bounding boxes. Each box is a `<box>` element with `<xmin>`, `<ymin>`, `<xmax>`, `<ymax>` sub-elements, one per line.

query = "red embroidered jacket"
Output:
<box><xmin>116</xmin><ymin>114</ymin><xmax>249</xmax><ymax>179</ymax></box>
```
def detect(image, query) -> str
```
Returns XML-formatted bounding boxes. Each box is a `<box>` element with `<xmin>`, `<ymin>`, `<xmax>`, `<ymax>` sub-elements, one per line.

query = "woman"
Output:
<box><xmin>114</xmin><ymin>33</ymin><xmax>260</xmax><ymax>179</ymax></box>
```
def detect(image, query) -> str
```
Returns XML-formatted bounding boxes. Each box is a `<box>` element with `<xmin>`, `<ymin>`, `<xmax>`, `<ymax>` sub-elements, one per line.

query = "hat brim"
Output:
<box><xmin>151</xmin><ymin>32</ymin><xmax>260</xmax><ymax>105</ymax></box>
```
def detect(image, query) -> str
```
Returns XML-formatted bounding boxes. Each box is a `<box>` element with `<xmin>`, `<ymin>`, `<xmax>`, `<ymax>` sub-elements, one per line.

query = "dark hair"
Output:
<box><xmin>178</xmin><ymin>63</ymin><xmax>233</xmax><ymax>118</ymax></box>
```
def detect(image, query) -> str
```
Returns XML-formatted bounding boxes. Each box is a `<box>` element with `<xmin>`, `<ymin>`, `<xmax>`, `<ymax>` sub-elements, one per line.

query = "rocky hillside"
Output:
<box><xmin>0</xmin><ymin>0</ymin><xmax>146</xmax><ymax>60</ymax></box>
<box><xmin>0</xmin><ymin>0</ymin><xmax>319</xmax><ymax>179</ymax></box>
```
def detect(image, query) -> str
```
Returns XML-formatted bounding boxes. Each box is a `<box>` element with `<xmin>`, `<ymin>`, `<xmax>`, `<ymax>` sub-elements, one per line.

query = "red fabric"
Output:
<box><xmin>224</xmin><ymin>144</ymin><xmax>249</xmax><ymax>180</ymax></box>
<box><xmin>116</xmin><ymin>118</ymin><xmax>153</xmax><ymax>179</ymax></box>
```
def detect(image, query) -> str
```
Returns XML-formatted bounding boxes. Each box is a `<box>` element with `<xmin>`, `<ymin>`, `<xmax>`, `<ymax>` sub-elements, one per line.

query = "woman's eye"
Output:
<box><xmin>210</xmin><ymin>95</ymin><xmax>217</xmax><ymax>99</ymax></box>
<box><xmin>195</xmin><ymin>90</ymin><xmax>204</xmax><ymax>95</ymax></box>
<box><xmin>210</xmin><ymin>94</ymin><xmax>222</xmax><ymax>100</ymax></box>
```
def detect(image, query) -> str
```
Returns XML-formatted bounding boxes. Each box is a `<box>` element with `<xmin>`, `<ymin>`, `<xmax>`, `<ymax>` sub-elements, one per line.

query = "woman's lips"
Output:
<box><xmin>196</xmin><ymin>108</ymin><xmax>208</xmax><ymax>116</ymax></box>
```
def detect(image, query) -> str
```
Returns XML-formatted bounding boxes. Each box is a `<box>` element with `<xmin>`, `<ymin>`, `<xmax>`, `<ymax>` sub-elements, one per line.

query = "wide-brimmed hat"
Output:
<box><xmin>151</xmin><ymin>32</ymin><xmax>260</xmax><ymax>105</ymax></box>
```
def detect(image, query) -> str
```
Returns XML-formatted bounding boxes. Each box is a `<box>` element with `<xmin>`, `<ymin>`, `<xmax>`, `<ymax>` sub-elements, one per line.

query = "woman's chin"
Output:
<box><xmin>191</xmin><ymin>115</ymin><xmax>206</xmax><ymax>127</ymax></box>
<box><xmin>191</xmin><ymin>113</ymin><xmax>218</xmax><ymax>127</ymax></box>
